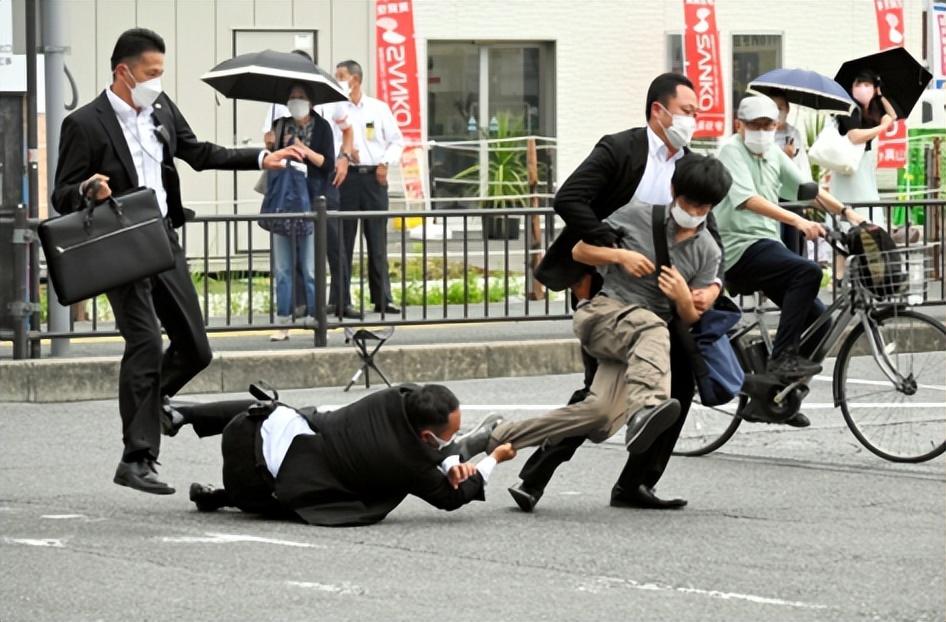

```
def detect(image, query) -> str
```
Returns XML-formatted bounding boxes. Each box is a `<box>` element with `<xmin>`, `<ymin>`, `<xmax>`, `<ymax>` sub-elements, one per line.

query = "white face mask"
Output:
<box><xmin>659</xmin><ymin>104</ymin><xmax>696</xmax><ymax>150</ymax></box>
<box><xmin>336</xmin><ymin>79</ymin><xmax>351</xmax><ymax>97</ymax></box>
<box><xmin>287</xmin><ymin>98</ymin><xmax>311</xmax><ymax>120</ymax></box>
<box><xmin>122</xmin><ymin>67</ymin><xmax>162</xmax><ymax>108</ymax></box>
<box><xmin>670</xmin><ymin>202</ymin><xmax>707</xmax><ymax>229</ymax></box>
<box><xmin>743</xmin><ymin>129</ymin><xmax>776</xmax><ymax>155</ymax></box>
<box><xmin>426</xmin><ymin>430</ymin><xmax>456</xmax><ymax>451</ymax></box>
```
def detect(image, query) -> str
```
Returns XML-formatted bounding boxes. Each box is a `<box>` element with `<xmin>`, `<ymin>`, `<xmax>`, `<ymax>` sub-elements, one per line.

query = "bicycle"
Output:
<box><xmin>674</xmin><ymin>226</ymin><xmax>945</xmax><ymax>463</ymax></box>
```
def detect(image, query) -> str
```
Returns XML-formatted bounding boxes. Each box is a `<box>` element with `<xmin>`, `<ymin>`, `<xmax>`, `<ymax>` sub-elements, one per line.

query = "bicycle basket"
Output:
<box><xmin>846</xmin><ymin>223</ymin><xmax>908</xmax><ymax>299</ymax></box>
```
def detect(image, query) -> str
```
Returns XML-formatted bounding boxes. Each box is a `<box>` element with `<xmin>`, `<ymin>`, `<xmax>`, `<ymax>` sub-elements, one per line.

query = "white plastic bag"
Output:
<box><xmin>808</xmin><ymin>119</ymin><xmax>865</xmax><ymax>176</ymax></box>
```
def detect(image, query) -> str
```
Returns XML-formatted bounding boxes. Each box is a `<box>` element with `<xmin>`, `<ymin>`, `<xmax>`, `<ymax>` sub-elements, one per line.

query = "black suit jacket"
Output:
<box><xmin>52</xmin><ymin>90</ymin><xmax>261</xmax><ymax>227</ymax></box>
<box><xmin>275</xmin><ymin>385</ymin><xmax>485</xmax><ymax>527</ymax></box>
<box><xmin>535</xmin><ymin>127</ymin><xmax>724</xmax><ymax>290</ymax></box>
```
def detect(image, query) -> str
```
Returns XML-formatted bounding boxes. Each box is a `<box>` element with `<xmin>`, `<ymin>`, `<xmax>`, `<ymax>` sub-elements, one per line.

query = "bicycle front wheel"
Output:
<box><xmin>836</xmin><ymin>308</ymin><xmax>946</xmax><ymax>463</ymax></box>
<box><xmin>673</xmin><ymin>394</ymin><xmax>744</xmax><ymax>457</ymax></box>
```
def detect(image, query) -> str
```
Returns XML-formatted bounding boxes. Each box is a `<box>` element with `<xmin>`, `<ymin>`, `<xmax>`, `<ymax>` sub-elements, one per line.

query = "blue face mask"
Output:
<box><xmin>670</xmin><ymin>202</ymin><xmax>707</xmax><ymax>229</ymax></box>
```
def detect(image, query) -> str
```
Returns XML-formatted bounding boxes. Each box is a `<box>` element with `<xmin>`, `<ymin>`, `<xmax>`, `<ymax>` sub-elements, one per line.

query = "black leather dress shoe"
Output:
<box><xmin>624</xmin><ymin>399</ymin><xmax>681</xmax><ymax>454</ymax></box>
<box><xmin>508</xmin><ymin>481</ymin><xmax>544</xmax><ymax>513</ymax></box>
<box><xmin>784</xmin><ymin>412</ymin><xmax>811</xmax><ymax>427</ymax></box>
<box><xmin>114</xmin><ymin>459</ymin><xmax>175</xmax><ymax>495</ymax></box>
<box><xmin>448</xmin><ymin>414</ymin><xmax>504</xmax><ymax>460</ymax></box>
<box><xmin>611</xmin><ymin>484</ymin><xmax>687</xmax><ymax>510</ymax></box>
<box><xmin>160</xmin><ymin>397</ymin><xmax>187</xmax><ymax>437</ymax></box>
<box><xmin>189</xmin><ymin>482</ymin><xmax>224</xmax><ymax>512</ymax></box>
<box><xmin>373</xmin><ymin>303</ymin><xmax>400</xmax><ymax>314</ymax></box>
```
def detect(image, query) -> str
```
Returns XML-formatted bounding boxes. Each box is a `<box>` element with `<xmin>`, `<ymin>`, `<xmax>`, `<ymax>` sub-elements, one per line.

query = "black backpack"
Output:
<box><xmin>845</xmin><ymin>223</ymin><xmax>907</xmax><ymax>298</ymax></box>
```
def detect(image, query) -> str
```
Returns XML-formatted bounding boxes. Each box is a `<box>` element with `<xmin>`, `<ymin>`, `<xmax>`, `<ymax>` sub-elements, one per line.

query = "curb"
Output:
<box><xmin>0</xmin><ymin>339</ymin><xmax>583</xmax><ymax>403</ymax></box>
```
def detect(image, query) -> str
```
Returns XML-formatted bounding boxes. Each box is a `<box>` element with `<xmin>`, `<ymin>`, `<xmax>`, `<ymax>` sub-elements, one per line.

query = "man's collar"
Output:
<box><xmin>645</xmin><ymin>124</ymin><xmax>683</xmax><ymax>162</ymax></box>
<box><xmin>105</xmin><ymin>85</ymin><xmax>152</xmax><ymax>118</ymax></box>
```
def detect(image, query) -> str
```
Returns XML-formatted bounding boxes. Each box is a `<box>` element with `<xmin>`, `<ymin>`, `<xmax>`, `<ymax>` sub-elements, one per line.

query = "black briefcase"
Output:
<box><xmin>39</xmin><ymin>187</ymin><xmax>175</xmax><ymax>305</ymax></box>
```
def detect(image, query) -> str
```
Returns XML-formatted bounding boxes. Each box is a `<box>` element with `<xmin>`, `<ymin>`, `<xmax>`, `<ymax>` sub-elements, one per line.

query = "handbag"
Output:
<box><xmin>38</xmin><ymin>187</ymin><xmax>174</xmax><ymax>305</ymax></box>
<box><xmin>254</xmin><ymin>118</ymin><xmax>287</xmax><ymax>195</ymax></box>
<box><xmin>650</xmin><ymin>205</ymin><xmax>744</xmax><ymax>406</ymax></box>
<box><xmin>808</xmin><ymin>120</ymin><xmax>865</xmax><ymax>175</ymax></box>
<box><xmin>259</xmin><ymin>167</ymin><xmax>313</xmax><ymax>237</ymax></box>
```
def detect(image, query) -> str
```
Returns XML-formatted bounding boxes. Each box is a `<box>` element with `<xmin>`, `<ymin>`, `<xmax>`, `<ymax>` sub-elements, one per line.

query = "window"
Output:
<box><xmin>426</xmin><ymin>41</ymin><xmax>555</xmax><ymax>204</ymax></box>
<box><xmin>667</xmin><ymin>34</ymin><xmax>684</xmax><ymax>75</ymax></box>
<box><xmin>731</xmin><ymin>34</ymin><xmax>782</xmax><ymax>119</ymax></box>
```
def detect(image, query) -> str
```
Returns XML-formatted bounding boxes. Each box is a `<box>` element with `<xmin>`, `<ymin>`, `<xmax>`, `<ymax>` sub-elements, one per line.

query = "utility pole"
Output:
<box><xmin>42</xmin><ymin>0</ymin><xmax>70</xmax><ymax>355</ymax></box>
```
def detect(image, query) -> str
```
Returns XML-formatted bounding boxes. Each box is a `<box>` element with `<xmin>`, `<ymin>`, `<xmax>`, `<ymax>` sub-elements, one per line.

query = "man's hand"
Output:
<box><xmin>782</xmin><ymin>141</ymin><xmax>797</xmax><ymax>158</ymax></box>
<box><xmin>657</xmin><ymin>266</ymin><xmax>692</xmax><ymax>305</ymax></box>
<box><xmin>570</xmin><ymin>272</ymin><xmax>593</xmax><ymax>301</ymax></box>
<box><xmin>263</xmin><ymin>130</ymin><xmax>275</xmax><ymax>150</ymax></box>
<box><xmin>261</xmin><ymin>146</ymin><xmax>306</xmax><ymax>170</ymax></box>
<box><xmin>333</xmin><ymin>156</ymin><xmax>349</xmax><ymax>187</ymax></box>
<box><xmin>691</xmin><ymin>283</ymin><xmax>720</xmax><ymax>312</ymax></box>
<box><xmin>376</xmin><ymin>163</ymin><xmax>389</xmax><ymax>186</ymax></box>
<box><xmin>490</xmin><ymin>443</ymin><xmax>517</xmax><ymax>463</ymax></box>
<box><xmin>80</xmin><ymin>174</ymin><xmax>112</xmax><ymax>202</ymax></box>
<box><xmin>794</xmin><ymin>217</ymin><xmax>826</xmax><ymax>241</ymax></box>
<box><xmin>617</xmin><ymin>250</ymin><xmax>656</xmax><ymax>278</ymax></box>
<box><xmin>446</xmin><ymin>462</ymin><xmax>477</xmax><ymax>490</ymax></box>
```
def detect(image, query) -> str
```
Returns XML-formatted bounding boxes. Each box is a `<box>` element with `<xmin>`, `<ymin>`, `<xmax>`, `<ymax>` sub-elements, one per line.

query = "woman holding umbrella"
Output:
<box><xmin>265</xmin><ymin>84</ymin><xmax>335</xmax><ymax>341</ymax></box>
<box><xmin>828</xmin><ymin>69</ymin><xmax>897</xmax><ymax>227</ymax></box>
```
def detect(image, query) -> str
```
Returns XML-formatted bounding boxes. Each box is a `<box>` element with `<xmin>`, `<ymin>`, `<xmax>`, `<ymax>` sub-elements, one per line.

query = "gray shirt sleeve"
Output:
<box><xmin>689</xmin><ymin>240</ymin><xmax>722</xmax><ymax>289</ymax></box>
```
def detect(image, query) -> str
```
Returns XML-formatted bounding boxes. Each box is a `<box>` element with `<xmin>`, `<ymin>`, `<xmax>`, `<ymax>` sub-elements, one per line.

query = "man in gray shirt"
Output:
<box><xmin>483</xmin><ymin>154</ymin><xmax>731</xmax><ymax>508</ymax></box>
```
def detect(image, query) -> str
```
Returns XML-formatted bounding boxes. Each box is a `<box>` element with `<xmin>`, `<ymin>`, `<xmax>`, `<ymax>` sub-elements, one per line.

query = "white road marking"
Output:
<box><xmin>161</xmin><ymin>532</ymin><xmax>323</xmax><ymax>548</ymax></box>
<box><xmin>41</xmin><ymin>514</ymin><xmax>87</xmax><ymax>520</ymax></box>
<box><xmin>286</xmin><ymin>581</ymin><xmax>365</xmax><ymax>595</ymax></box>
<box><xmin>578</xmin><ymin>575</ymin><xmax>827</xmax><ymax>610</ymax></box>
<box><xmin>3</xmin><ymin>537</ymin><xmax>65</xmax><ymax>548</ymax></box>
<box><xmin>812</xmin><ymin>375</ymin><xmax>946</xmax><ymax>391</ymax></box>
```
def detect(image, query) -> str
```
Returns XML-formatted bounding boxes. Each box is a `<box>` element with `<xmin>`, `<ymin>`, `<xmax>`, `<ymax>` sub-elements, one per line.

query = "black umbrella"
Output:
<box><xmin>834</xmin><ymin>47</ymin><xmax>932</xmax><ymax>118</ymax></box>
<box><xmin>201</xmin><ymin>49</ymin><xmax>347</xmax><ymax>106</ymax></box>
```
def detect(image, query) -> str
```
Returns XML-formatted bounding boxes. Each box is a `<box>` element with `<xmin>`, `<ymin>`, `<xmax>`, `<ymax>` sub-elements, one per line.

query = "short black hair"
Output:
<box><xmin>291</xmin><ymin>49</ymin><xmax>313</xmax><ymax>63</ymax></box>
<box><xmin>671</xmin><ymin>154</ymin><xmax>733</xmax><ymax>207</ymax></box>
<box><xmin>110</xmin><ymin>28</ymin><xmax>165</xmax><ymax>71</ymax></box>
<box><xmin>336</xmin><ymin>60</ymin><xmax>363</xmax><ymax>82</ymax></box>
<box><xmin>645</xmin><ymin>73</ymin><xmax>694</xmax><ymax>120</ymax></box>
<box><xmin>404</xmin><ymin>384</ymin><xmax>459</xmax><ymax>433</ymax></box>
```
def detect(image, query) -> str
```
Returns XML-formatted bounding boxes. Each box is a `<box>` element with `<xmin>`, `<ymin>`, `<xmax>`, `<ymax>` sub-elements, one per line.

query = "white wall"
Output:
<box><xmin>55</xmin><ymin>0</ymin><xmax>928</xmax><ymax>196</ymax></box>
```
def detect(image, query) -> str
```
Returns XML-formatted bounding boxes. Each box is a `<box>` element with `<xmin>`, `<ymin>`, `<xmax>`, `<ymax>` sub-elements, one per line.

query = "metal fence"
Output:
<box><xmin>2</xmin><ymin>198</ymin><xmax>944</xmax><ymax>359</ymax></box>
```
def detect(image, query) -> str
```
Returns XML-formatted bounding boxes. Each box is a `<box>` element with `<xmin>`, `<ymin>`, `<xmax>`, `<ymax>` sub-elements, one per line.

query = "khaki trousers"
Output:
<box><xmin>491</xmin><ymin>296</ymin><xmax>671</xmax><ymax>450</ymax></box>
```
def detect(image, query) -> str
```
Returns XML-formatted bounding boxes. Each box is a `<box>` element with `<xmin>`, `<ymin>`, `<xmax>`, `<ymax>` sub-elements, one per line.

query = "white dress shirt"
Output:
<box><xmin>339</xmin><ymin>94</ymin><xmax>404</xmax><ymax>166</ymax></box>
<box><xmin>437</xmin><ymin>452</ymin><xmax>497</xmax><ymax>483</ymax></box>
<box><xmin>632</xmin><ymin>125</ymin><xmax>685</xmax><ymax>206</ymax></box>
<box><xmin>105</xmin><ymin>87</ymin><xmax>168</xmax><ymax>216</ymax></box>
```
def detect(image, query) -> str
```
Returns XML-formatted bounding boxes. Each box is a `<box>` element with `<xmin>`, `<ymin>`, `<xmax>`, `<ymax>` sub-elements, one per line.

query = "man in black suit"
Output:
<box><xmin>51</xmin><ymin>28</ymin><xmax>304</xmax><ymax>495</ymax></box>
<box><xmin>511</xmin><ymin>74</ymin><xmax>726</xmax><ymax>512</ymax></box>
<box><xmin>168</xmin><ymin>385</ymin><xmax>516</xmax><ymax>526</ymax></box>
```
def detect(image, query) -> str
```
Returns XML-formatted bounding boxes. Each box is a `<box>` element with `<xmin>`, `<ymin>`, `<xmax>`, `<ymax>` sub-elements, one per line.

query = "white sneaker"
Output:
<box><xmin>269</xmin><ymin>329</ymin><xmax>289</xmax><ymax>342</ymax></box>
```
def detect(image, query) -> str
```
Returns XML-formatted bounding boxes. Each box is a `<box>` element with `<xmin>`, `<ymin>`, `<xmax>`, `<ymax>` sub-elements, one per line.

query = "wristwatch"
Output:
<box><xmin>338</xmin><ymin>151</ymin><xmax>353</xmax><ymax>162</ymax></box>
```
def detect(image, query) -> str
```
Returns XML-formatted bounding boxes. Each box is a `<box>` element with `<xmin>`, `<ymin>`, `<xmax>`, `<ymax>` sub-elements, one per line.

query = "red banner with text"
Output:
<box><xmin>873</xmin><ymin>0</ymin><xmax>907</xmax><ymax>168</ymax></box>
<box><xmin>375</xmin><ymin>0</ymin><xmax>427</xmax><ymax>209</ymax></box>
<box><xmin>683</xmin><ymin>0</ymin><xmax>725</xmax><ymax>138</ymax></box>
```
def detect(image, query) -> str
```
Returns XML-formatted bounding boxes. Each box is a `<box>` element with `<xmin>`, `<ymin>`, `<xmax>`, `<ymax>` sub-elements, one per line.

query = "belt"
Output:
<box><xmin>351</xmin><ymin>165</ymin><xmax>379</xmax><ymax>174</ymax></box>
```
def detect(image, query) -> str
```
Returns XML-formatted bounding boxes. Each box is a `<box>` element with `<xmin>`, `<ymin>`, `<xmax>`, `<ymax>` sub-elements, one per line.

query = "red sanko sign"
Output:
<box><xmin>683</xmin><ymin>0</ymin><xmax>725</xmax><ymax>138</ymax></box>
<box><xmin>873</xmin><ymin>0</ymin><xmax>907</xmax><ymax>168</ymax></box>
<box><xmin>375</xmin><ymin>0</ymin><xmax>422</xmax><ymax>143</ymax></box>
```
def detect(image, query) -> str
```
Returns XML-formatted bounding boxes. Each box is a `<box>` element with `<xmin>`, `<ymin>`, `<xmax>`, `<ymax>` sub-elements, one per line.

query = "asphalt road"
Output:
<box><xmin>1</xmin><ymin>372</ymin><xmax>943</xmax><ymax>622</ymax></box>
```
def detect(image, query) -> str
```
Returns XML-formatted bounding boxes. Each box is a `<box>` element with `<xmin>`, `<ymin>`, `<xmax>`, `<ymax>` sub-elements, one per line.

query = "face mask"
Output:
<box><xmin>426</xmin><ymin>430</ymin><xmax>456</xmax><ymax>451</ymax></box>
<box><xmin>659</xmin><ymin>104</ymin><xmax>696</xmax><ymax>149</ymax></box>
<box><xmin>122</xmin><ymin>67</ymin><xmax>162</xmax><ymax>108</ymax></box>
<box><xmin>287</xmin><ymin>98</ymin><xmax>311</xmax><ymax>120</ymax></box>
<box><xmin>336</xmin><ymin>79</ymin><xmax>351</xmax><ymax>97</ymax></box>
<box><xmin>743</xmin><ymin>129</ymin><xmax>776</xmax><ymax>155</ymax></box>
<box><xmin>852</xmin><ymin>85</ymin><xmax>874</xmax><ymax>107</ymax></box>
<box><xmin>670</xmin><ymin>202</ymin><xmax>707</xmax><ymax>229</ymax></box>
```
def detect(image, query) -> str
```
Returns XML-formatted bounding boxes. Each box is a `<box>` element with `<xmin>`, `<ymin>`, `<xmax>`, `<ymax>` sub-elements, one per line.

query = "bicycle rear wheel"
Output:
<box><xmin>672</xmin><ymin>394</ymin><xmax>743</xmax><ymax>457</ymax></box>
<box><xmin>836</xmin><ymin>308</ymin><xmax>946</xmax><ymax>463</ymax></box>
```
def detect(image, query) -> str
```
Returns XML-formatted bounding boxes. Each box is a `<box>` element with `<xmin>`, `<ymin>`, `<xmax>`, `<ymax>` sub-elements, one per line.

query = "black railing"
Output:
<box><xmin>2</xmin><ymin>199</ymin><xmax>943</xmax><ymax>359</ymax></box>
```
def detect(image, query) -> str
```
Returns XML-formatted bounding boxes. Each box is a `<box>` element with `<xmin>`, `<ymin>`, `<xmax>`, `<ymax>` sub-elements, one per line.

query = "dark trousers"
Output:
<box><xmin>517</xmin><ymin>327</ymin><xmax>695</xmax><ymax>494</ymax></box>
<box><xmin>724</xmin><ymin>239</ymin><xmax>826</xmax><ymax>358</ymax></box>
<box><xmin>338</xmin><ymin>170</ymin><xmax>392</xmax><ymax>307</ymax></box>
<box><xmin>324</xmin><ymin>184</ymin><xmax>351</xmax><ymax>309</ymax></box>
<box><xmin>106</xmin><ymin>222</ymin><xmax>212</xmax><ymax>462</ymax></box>
<box><xmin>181</xmin><ymin>399</ymin><xmax>257</xmax><ymax>438</ymax></box>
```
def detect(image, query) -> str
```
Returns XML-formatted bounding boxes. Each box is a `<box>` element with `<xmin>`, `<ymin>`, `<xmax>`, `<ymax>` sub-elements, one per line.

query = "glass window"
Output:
<box><xmin>731</xmin><ymin>34</ymin><xmax>783</xmax><ymax>120</ymax></box>
<box><xmin>426</xmin><ymin>41</ymin><xmax>555</xmax><ymax>204</ymax></box>
<box><xmin>667</xmin><ymin>34</ymin><xmax>684</xmax><ymax>75</ymax></box>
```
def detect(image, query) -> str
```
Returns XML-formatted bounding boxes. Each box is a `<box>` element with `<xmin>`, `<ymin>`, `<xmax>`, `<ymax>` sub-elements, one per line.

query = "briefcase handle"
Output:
<box><xmin>82</xmin><ymin>188</ymin><xmax>130</xmax><ymax>232</ymax></box>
